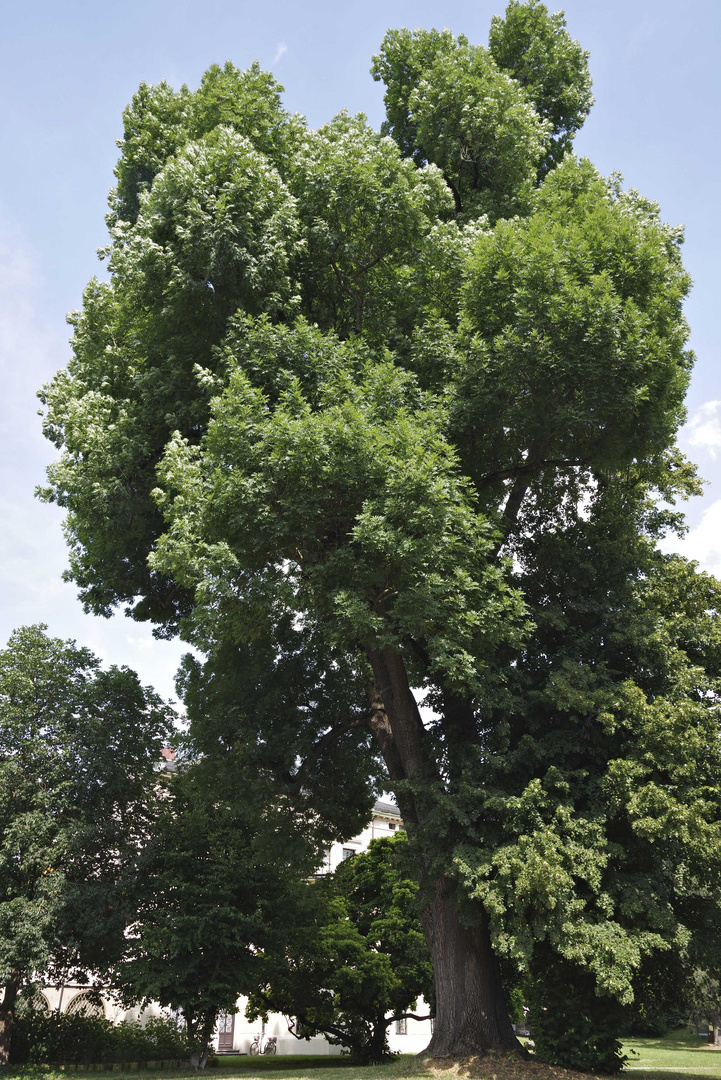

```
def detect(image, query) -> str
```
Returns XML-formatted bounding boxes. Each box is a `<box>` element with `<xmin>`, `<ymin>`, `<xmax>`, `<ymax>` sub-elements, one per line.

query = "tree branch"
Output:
<box><xmin>383</xmin><ymin>1012</ymin><xmax>432</xmax><ymax>1028</ymax></box>
<box><xmin>284</xmin><ymin>716</ymin><xmax>364</xmax><ymax>792</ymax></box>
<box><xmin>368</xmin><ymin>687</ymin><xmax>405</xmax><ymax>783</ymax></box>
<box><xmin>442</xmin><ymin>172</ymin><xmax>463</xmax><ymax>214</ymax></box>
<box><xmin>284</xmin><ymin>1010</ymin><xmax>357</xmax><ymax>1047</ymax></box>
<box><xmin>477</xmin><ymin>456</ymin><xmax>584</xmax><ymax>492</ymax></box>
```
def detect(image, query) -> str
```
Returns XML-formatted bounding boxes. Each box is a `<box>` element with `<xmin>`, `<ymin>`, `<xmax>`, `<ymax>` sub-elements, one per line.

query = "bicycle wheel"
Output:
<box><xmin>249</xmin><ymin>1041</ymin><xmax>260</xmax><ymax>1056</ymax></box>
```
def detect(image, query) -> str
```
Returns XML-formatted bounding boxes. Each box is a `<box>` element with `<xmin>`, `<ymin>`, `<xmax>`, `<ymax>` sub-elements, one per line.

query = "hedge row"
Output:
<box><xmin>10</xmin><ymin>1015</ymin><xmax>188</xmax><ymax>1065</ymax></box>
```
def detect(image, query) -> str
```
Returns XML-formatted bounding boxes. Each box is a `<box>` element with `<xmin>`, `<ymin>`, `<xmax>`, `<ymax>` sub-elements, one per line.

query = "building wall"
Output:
<box><xmin>38</xmin><ymin>986</ymin><xmax>165</xmax><ymax>1026</ymax></box>
<box><xmin>319</xmin><ymin>801</ymin><xmax>406</xmax><ymax>875</ymax></box>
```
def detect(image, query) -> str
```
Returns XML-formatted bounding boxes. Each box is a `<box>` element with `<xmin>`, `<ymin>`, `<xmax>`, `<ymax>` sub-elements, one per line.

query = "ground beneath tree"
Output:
<box><xmin>421</xmin><ymin>1054</ymin><xmax>608</xmax><ymax>1080</ymax></box>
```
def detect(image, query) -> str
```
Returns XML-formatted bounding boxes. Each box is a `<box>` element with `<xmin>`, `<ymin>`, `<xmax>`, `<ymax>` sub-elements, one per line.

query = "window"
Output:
<box><xmin>20</xmin><ymin>993</ymin><xmax>50</xmax><ymax>1014</ymax></box>
<box><xmin>66</xmin><ymin>992</ymin><xmax>105</xmax><ymax>1019</ymax></box>
<box><xmin>342</xmin><ymin>848</ymin><xmax>355</xmax><ymax>860</ymax></box>
<box><xmin>389</xmin><ymin>823</ymin><xmax>396</xmax><ymax>830</ymax></box>
<box><xmin>395</xmin><ymin>1018</ymin><xmax>407</xmax><ymax>1035</ymax></box>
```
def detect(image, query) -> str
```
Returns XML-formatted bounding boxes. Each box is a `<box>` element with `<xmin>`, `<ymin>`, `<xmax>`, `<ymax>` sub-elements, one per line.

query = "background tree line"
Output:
<box><xmin>0</xmin><ymin>627</ymin><xmax>431</xmax><ymax>1066</ymax></box>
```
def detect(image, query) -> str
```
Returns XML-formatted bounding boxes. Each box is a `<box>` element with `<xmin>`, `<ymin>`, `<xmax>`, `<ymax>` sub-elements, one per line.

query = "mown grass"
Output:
<box><xmin>624</xmin><ymin>1028</ymin><xmax>721</xmax><ymax>1078</ymax></box>
<box><xmin>3</xmin><ymin>1059</ymin><xmax>410</xmax><ymax>1080</ymax></box>
<box><xmin>215</xmin><ymin>1058</ymin><xmax>356</xmax><ymax>1072</ymax></box>
<box><xmin>8</xmin><ymin>1032</ymin><xmax>721</xmax><ymax>1080</ymax></box>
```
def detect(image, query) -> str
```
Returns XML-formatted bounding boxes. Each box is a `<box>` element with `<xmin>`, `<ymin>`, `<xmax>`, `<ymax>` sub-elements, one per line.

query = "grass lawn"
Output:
<box><xmin>8</xmin><ymin>1032</ymin><xmax>721</xmax><ymax>1080</ymax></box>
<box><xmin>3</xmin><ymin>1059</ymin><xmax>410</xmax><ymax>1080</ymax></box>
<box><xmin>624</xmin><ymin>1029</ymin><xmax>721</xmax><ymax>1079</ymax></box>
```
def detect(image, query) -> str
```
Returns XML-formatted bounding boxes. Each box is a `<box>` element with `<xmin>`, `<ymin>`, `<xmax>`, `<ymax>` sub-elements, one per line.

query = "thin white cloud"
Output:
<box><xmin>663</xmin><ymin>498</ymin><xmax>721</xmax><ymax>579</ymax></box>
<box><xmin>273</xmin><ymin>42</ymin><xmax>288</xmax><ymax>64</ymax></box>
<box><xmin>684</xmin><ymin>400</ymin><xmax>721</xmax><ymax>459</ymax></box>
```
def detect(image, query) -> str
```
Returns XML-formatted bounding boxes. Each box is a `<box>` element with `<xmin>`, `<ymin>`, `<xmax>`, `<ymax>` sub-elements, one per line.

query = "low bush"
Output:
<box><xmin>10</xmin><ymin>1011</ymin><xmax>187</xmax><ymax>1065</ymax></box>
<box><xmin>527</xmin><ymin>951</ymin><xmax>627</xmax><ymax>1075</ymax></box>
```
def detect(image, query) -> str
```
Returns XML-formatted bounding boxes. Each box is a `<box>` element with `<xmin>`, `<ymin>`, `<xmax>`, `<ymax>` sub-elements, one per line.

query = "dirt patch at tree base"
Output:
<box><xmin>420</xmin><ymin>1053</ymin><xmax>607</xmax><ymax>1080</ymax></box>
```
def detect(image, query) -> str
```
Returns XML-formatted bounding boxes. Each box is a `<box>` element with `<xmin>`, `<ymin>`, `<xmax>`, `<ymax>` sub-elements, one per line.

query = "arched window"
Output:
<box><xmin>19</xmin><ymin>993</ymin><xmax>50</xmax><ymax>1014</ymax></box>
<box><xmin>65</xmin><ymin>991</ymin><xmax>105</xmax><ymax>1018</ymax></box>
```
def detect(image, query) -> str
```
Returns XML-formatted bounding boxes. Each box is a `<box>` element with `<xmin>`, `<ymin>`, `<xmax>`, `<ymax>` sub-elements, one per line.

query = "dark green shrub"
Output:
<box><xmin>9</xmin><ymin>1010</ymin><xmax>186</xmax><ymax>1065</ymax></box>
<box><xmin>110</xmin><ymin>1016</ymin><xmax>188</xmax><ymax>1061</ymax></box>
<box><xmin>527</xmin><ymin>952</ymin><xmax>627</xmax><ymax>1074</ymax></box>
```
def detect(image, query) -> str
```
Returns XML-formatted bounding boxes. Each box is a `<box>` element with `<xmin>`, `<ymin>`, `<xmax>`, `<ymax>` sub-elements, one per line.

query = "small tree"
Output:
<box><xmin>248</xmin><ymin>834</ymin><xmax>433</xmax><ymax>1062</ymax></box>
<box><xmin>0</xmin><ymin>625</ymin><xmax>172</xmax><ymax>1065</ymax></box>
<box><xmin>114</xmin><ymin>760</ymin><xmax>321</xmax><ymax>1068</ymax></box>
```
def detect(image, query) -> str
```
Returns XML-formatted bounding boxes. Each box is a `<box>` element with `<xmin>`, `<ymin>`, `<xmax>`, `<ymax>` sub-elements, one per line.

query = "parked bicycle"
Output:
<box><xmin>249</xmin><ymin>1034</ymin><xmax>277</xmax><ymax>1055</ymax></box>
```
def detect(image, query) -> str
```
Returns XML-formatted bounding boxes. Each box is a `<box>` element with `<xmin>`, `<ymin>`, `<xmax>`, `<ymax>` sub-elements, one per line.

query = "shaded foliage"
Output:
<box><xmin>112</xmin><ymin>759</ymin><xmax>325</xmax><ymax>1068</ymax></box>
<box><xmin>10</xmin><ymin>1010</ymin><xmax>186</xmax><ymax>1066</ymax></box>
<box><xmin>248</xmin><ymin>835</ymin><xmax>433</xmax><ymax>1062</ymax></box>
<box><xmin>0</xmin><ymin>626</ymin><xmax>172</xmax><ymax>1065</ymax></box>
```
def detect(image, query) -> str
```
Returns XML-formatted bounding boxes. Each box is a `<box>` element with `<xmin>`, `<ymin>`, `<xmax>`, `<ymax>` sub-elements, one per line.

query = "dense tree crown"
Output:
<box><xmin>39</xmin><ymin>1</ymin><xmax>721</xmax><ymax>1069</ymax></box>
<box><xmin>0</xmin><ymin>626</ymin><xmax>173</xmax><ymax>1064</ymax></box>
<box><xmin>247</xmin><ymin>834</ymin><xmax>433</xmax><ymax>1062</ymax></box>
<box><xmin>114</xmin><ymin>758</ymin><xmax>323</xmax><ymax>1068</ymax></box>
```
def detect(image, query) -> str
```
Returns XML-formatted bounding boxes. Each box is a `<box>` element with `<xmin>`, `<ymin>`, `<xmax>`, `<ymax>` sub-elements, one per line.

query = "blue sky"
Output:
<box><xmin>1</xmin><ymin>0</ymin><xmax>719</xmax><ymax>701</ymax></box>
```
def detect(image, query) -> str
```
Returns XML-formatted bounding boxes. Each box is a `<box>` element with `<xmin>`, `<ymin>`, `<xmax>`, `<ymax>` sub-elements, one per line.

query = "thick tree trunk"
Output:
<box><xmin>366</xmin><ymin>644</ymin><xmax>522</xmax><ymax>1059</ymax></box>
<box><xmin>421</xmin><ymin>875</ymin><xmax>520</xmax><ymax>1057</ymax></box>
<box><xmin>368</xmin><ymin>1016</ymin><xmax>390</xmax><ymax>1062</ymax></box>
<box><xmin>0</xmin><ymin>974</ymin><xmax>20</xmax><ymax>1066</ymax></box>
<box><xmin>186</xmin><ymin>1013</ymin><xmax>213</xmax><ymax>1070</ymax></box>
<box><xmin>711</xmin><ymin>1012</ymin><xmax>721</xmax><ymax>1047</ymax></box>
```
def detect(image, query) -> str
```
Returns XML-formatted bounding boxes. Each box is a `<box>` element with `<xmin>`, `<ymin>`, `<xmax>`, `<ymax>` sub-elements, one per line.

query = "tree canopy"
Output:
<box><xmin>113</xmin><ymin>758</ymin><xmax>320</xmax><ymax>1068</ymax></box>
<box><xmin>0</xmin><ymin>626</ymin><xmax>172</xmax><ymax>1064</ymax></box>
<box><xmin>38</xmin><ymin>1</ymin><xmax>720</xmax><ymax>1069</ymax></box>
<box><xmin>248</xmin><ymin>834</ymin><xmax>433</xmax><ymax>1062</ymax></box>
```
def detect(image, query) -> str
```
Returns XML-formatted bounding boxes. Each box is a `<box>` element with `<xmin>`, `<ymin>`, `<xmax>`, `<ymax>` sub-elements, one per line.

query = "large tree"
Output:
<box><xmin>39</xmin><ymin>1</ymin><xmax>720</xmax><ymax>1066</ymax></box>
<box><xmin>0</xmin><ymin>625</ymin><xmax>172</xmax><ymax>1065</ymax></box>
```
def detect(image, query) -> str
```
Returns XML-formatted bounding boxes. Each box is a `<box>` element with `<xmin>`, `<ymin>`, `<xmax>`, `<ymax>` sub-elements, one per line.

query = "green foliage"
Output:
<box><xmin>42</xmin><ymin>89</ymin><xmax>304</xmax><ymax>628</ymax></box>
<box><xmin>10</xmin><ymin>1011</ymin><xmax>186</xmax><ymax>1065</ymax></box>
<box><xmin>488</xmin><ymin>0</ymin><xmax>593</xmax><ymax>175</ymax></box>
<box><xmin>457</xmin><ymin>158</ymin><xmax>691</xmax><ymax>487</ymax></box>
<box><xmin>0</xmin><ymin>624</ymin><xmax>172</xmax><ymax>991</ymax></box>
<box><xmin>683</xmin><ymin>968</ymin><xmax>721</xmax><ymax>1036</ymax></box>
<box><xmin>527</xmin><ymin>949</ymin><xmax>627</xmax><ymax>1073</ymax></box>
<box><xmin>372</xmin><ymin>27</ymin><xmax>548</xmax><ymax>219</ymax></box>
<box><xmin>288</xmin><ymin>111</ymin><xmax>452</xmax><ymax>339</ymax></box>
<box><xmin>247</xmin><ymin>836</ymin><xmax>432</xmax><ymax>1062</ymax></box>
<box><xmin>624</xmin><ymin>950</ymin><xmax>689</xmax><ymax>1037</ymax></box>
<box><xmin>111</xmin><ymin>62</ymin><xmax>303</xmax><ymax>226</ymax></box>
<box><xmin>150</xmin><ymin>318</ymin><xmax>524</xmax><ymax>693</ymax></box>
<box><xmin>37</xmin><ymin>3</ymin><xmax>718</xmax><ymax>1060</ymax></box>
<box><xmin>113</xmin><ymin>760</ymin><xmax>320</xmax><ymax>1066</ymax></box>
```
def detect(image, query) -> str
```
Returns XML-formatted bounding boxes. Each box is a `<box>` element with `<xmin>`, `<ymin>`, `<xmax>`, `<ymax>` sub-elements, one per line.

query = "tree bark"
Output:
<box><xmin>712</xmin><ymin>1012</ymin><xmax>721</xmax><ymax>1047</ymax></box>
<box><xmin>421</xmin><ymin>874</ymin><xmax>520</xmax><ymax>1057</ymax></box>
<box><xmin>0</xmin><ymin>973</ymin><xmax>20</xmax><ymax>1066</ymax></box>
<box><xmin>365</xmin><ymin>644</ymin><xmax>522</xmax><ymax>1059</ymax></box>
<box><xmin>186</xmin><ymin>1011</ymin><xmax>213</xmax><ymax>1069</ymax></box>
<box><xmin>369</xmin><ymin>1014</ymin><xmax>390</xmax><ymax>1062</ymax></box>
